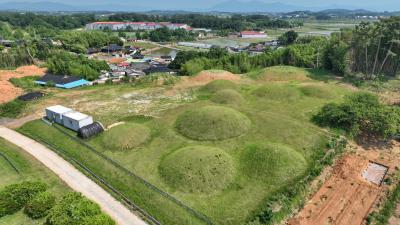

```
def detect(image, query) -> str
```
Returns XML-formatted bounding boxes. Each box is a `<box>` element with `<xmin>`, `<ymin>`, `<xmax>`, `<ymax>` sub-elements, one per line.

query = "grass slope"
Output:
<box><xmin>211</xmin><ymin>89</ymin><xmax>244</xmax><ymax>106</ymax></box>
<box><xmin>0</xmin><ymin>138</ymin><xmax>68</xmax><ymax>225</ymax></box>
<box><xmin>159</xmin><ymin>146</ymin><xmax>235</xmax><ymax>194</ymax></box>
<box><xmin>175</xmin><ymin>106</ymin><xmax>251</xmax><ymax>141</ymax></box>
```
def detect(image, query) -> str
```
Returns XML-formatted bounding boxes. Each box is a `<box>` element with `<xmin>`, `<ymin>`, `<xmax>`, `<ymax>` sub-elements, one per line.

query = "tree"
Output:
<box><xmin>278</xmin><ymin>30</ymin><xmax>298</xmax><ymax>45</ymax></box>
<box><xmin>24</xmin><ymin>191</ymin><xmax>56</xmax><ymax>219</ymax></box>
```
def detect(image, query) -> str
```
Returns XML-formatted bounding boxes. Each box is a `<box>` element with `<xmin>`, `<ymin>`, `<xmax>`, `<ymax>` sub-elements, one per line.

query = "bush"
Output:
<box><xmin>24</xmin><ymin>191</ymin><xmax>56</xmax><ymax>219</ymax></box>
<box><xmin>0</xmin><ymin>181</ymin><xmax>47</xmax><ymax>217</ymax></box>
<box><xmin>0</xmin><ymin>99</ymin><xmax>27</xmax><ymax>118</ymax></box>
<box><xmin>45</xmin><ymin>192</ymin><xmax>115</xmax><ymax>225</ymax></box>
<box><xmin>313</xmin><ymin>92</ymin><xmax>400</xmax><ymax>139</ymax></box>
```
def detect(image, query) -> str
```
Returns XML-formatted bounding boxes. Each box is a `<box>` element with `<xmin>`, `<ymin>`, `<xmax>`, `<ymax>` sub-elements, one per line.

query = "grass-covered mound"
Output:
<box><xmin>249</xmin><ymin>66</ymin><xmax>312</xmax><ymax>82</ymax></box>
<box><xmin>175</xmin><ymin>106</ymin><xmax>251</xmax><ymax>141</ymax></box>
<box><xmin>159</xmin><ymin>146</ymin><xmax>235</xmax><ymax>193</ymax></box>
<box><xmin>241</xmin><ymin>143</ymin><xmax>307</xmax><ymax>185</ymax></box>
<box><xmin>100</xmin><ymin>123</ymin><xmax>150</xmax><ymax>151</ymax></box>
<box><xmin>299</xmin><ymin>84</ymin><xmax>335</xmax><ymax>99</ymax></box>
<box><xmin>199</xmin><ymin>80</ymin><xmax>238</xmax><ymax>93</ymax></box>
<box><xmin>211</xmin><ymin>89</ymin><xmax>244</xmax><ymax>105</ymax></box>
<box><xmin>252</xmin><ymin>84</ymin><xmax>301</xmax><ymax>102</ymax></box>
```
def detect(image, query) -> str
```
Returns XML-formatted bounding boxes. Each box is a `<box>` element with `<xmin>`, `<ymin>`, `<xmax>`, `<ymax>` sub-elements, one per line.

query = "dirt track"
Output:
<box><xmin>0</xmin><ymin>65</ymin><xmax>46</xmax><ymax>103</ymax></box>
<box><xmin>289</xmin><ymin>142</ymin><xmax>400</xmax><ymax>225</ymax></box>
<box><xmin>0</xmin><ymin>126</ymin><xmax>147</xmax><ymax>225</ymax></box>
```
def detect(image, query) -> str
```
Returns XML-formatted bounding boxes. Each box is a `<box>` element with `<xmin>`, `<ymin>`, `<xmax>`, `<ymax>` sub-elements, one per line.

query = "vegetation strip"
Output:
<box><xmin>41</xmin><ymin>121</ymin><xmax>214</xmax><ymax>225</ymax></box>
<box><xmin>0</xmin><ymin>151</ymin><xmax>20</xmax><ymax>173</ymax></box>
<box><xmin>20</xmin><ymin>129</ymin><xmax>161</xmax><ymax>225</ymax></box>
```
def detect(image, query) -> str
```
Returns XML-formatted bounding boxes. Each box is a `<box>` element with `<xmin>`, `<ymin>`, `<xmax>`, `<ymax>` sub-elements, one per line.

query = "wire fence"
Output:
<box><xmin>51</xmin><ymin>123</ymin><xmax>215</xmax><ymax>225</ymax></box>
<box><xmin>22</xmin><ymin>131</ymin><xmax>162</xmax><ymax>225</ymax></box>
<box><xmin>0</xmin><ymin>151</ymin><xmax>19</xmax><ymax>173</ymax></box>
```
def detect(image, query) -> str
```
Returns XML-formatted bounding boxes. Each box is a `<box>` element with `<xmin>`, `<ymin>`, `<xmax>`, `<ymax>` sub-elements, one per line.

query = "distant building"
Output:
<box><xmin>240</xmin><ymin>31</ymin><xmax>268</xmax><ymax>39</ymax></box>
<box><xmin>86</xmin><ymin>22</ymin><xmax>190</xmax><ymax>31</ymax></box>
<box><xmin>35</xmin><ymin>74</ymin><xmax>90</xmax><ymax>89</ymax></box>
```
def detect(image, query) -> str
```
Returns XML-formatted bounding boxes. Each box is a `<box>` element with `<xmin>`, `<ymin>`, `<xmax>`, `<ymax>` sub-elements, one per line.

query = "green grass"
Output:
<box><xmin>95</xmin><ymin>123</ymin><xmax>151</xmax><ymax>151</ymax></box>
<box><xmin>211</xmin><ymin>89</ymin><xmax>244</xmax><ymax>106</ymax></box>
<box><xmin>175</xmin><ymin>106</ymin><xmax>251</xmax><ymax>141</ymax></box>
<box><xmin>9</xmin><ymin>76</ymin><xmax>41</xmax><ymax>91</ymax></box>
<box><xmin>299</xmin><ymin>84</ymin><xmax>336</xmax><ymax>99</ymax></box>
<box><xmin>252</xmin><ymin>84</ymin><xmax>302</xmax><ymax>102</ymax></box>
<box><xmin>159</xmin><ymin>146</ymin><xmax>235</xmax><ymax>194</ymax></box>
<box><xmin>199</xmin><ymin>80</ymin><xmax>238</xmax><ymax>93</ymax></box>
<box><xmin>17</xmin><ymin>66</ymin><xmax>354</xmax><ymax>225</ymax></box>
<box><xmin>0</xmin><ymin>138</ymin><xmax>68</xmax><ymax>225</ymax></box>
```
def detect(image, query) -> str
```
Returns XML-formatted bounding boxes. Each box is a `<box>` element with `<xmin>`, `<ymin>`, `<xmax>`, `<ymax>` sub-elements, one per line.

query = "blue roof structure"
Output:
<box><xmin>35</xmin><ymin>74</ymin><xmax>90</xmax><ymax>89</ymax></box>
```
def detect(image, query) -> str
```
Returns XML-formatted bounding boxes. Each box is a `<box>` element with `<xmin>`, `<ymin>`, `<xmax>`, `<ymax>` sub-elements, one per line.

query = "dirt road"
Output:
<box><xmin>0</xmin><ymin>126</ymin><xmax>147</xmax><ymax>225</ymax></box>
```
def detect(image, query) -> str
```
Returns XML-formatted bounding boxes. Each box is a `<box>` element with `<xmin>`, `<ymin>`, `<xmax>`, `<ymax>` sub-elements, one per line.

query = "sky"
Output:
<box><xmin>0</xmin><ymin>0</ymin><xmax>399</xmax><ymax>11</ymax></box>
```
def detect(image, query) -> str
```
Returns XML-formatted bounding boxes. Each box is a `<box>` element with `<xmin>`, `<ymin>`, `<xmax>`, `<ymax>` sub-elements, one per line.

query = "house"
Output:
<box><xmin>101</xmin><ymin>44</ymin><xmax>123</xmax><ymax>53</ymax></box>
<box><xmin>35</xmin><ymin>74</ymin><xmax>90</xmax><ymax>89</ymax></box>
<box><xmin>240</xmin><ymin>31</ymin><xmax>268</xmax><ymax>39</ymax></box>
<box><xmin>62</xmin><ymin>111</ymin><xmax>94</xmax><ymax>132</ymax></box>
<box><xmin>143</xmin><ymin>65</ymin><xmax>175</xmax><ymax>75</ymax></box>
<box><xmin>45</xmin><ymin>105</ymin><xmax>73</xmax><ymax>124</ymax></box>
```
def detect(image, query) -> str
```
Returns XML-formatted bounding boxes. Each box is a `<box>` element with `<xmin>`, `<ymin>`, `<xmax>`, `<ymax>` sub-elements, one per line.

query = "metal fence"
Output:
<box><xmin>0</xmin><ymin>151</ymin><xmax>19</xmax><ymax>173</ymax></box>
<box><xmin>51</xmin><ymin>123</ymin><xmax>215</xmax><ymax>225</ymax></box>
<box><xmin>22</xmin><ymin>131</ymin><xmax>162</xmax><ymax>225</ymax></box>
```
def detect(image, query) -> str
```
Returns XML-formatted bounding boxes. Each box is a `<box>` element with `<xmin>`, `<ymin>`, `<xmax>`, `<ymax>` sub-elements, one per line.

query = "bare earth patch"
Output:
<box><xmin>289</xmin><ymin>141</ymin><xmax>400</xmax><ymax>225</ymax></box>
<box><xmin>0</xmin><ymin>65</ymin><xmax>46</xmax><ymax>103</ymax></box>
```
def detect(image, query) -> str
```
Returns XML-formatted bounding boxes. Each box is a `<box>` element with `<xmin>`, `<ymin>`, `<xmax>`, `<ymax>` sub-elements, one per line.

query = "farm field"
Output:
<box><xmin>18</xmin><ymin>66</ymin><xmax>355</xmax><ymax>225</ymax></box>
<box><xmin>0</xmin><ymin>138</ymin><xmax>69</xmax><ymax>225</ymax></box>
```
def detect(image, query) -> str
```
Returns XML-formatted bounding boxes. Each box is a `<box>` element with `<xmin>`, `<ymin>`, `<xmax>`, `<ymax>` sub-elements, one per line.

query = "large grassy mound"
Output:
<box><xmin>175</xmin><ymin>106</ymin><xmax>251</xmax><ymax>141</ymax></box>
<box><xmin>199</xmin><ymin>80</ymin><xmax>238</xmax><ymax>93</ymax></box>
<box><xmin>159</xmin><ymin>146</ymin><xmax>235</xmax><ymax>193</ymax></box>
<box><xmin>252</xmin><ymin>84</ymin><xmax>301</xmax><ymax>102</ymax></box>
<box><xmin>299</xmin><ymin>84</ymin><xmax>335</xmax><ymax>99</ymax></box>
<box><xmin>241</xmin><ymin>143</ymin><xmax>307</xmax><ymax>185</ymax></box>
<box><xmin>249</xmin><ymin>66</ymin><xmax>312</xmax><ymax>82</ymax></box>
<box><xmin>211</xmin><ymin>89</ymin><xmax>244</xmax><ymax>105</ymax></box>
<box><xmin>100</xmin><ymin>123</ymin><xmax>150</xmax><ymax>151</ymax></box>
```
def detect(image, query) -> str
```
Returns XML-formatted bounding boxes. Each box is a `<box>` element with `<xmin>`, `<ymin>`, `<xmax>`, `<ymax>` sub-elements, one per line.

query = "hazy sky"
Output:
<box><xmin>0</xmin><ymin>0</ymin><xmax>399</xmax><ymax>11</ymax></box>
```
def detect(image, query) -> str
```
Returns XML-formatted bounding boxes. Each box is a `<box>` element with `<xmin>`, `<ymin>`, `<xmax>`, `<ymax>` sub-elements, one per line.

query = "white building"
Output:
<box><xmin>62</xmin><ymin>111</ymin><xmax>94</xmax><ymax>132</ymax></box>
<box><xmin>45</xmin><ymin>105</ymin><xmax>73</xmax><ymax>124</ymax></box>
<box><xmin>45</xmin><ymin>105</ymin><xmax>94</xmax><ymax>132</ymax></box>
<box><xmin>240</xmin><ymin>31</ymin><xmax>268</xmax><ymax>39</ymax></box>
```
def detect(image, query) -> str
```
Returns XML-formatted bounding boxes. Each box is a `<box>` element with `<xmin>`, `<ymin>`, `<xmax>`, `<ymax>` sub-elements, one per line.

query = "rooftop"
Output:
<box><xmin>241</xmin><ymin>31</ymin><xmax>266</xmax><ymax>35</ymax></box>
<box><xmin>36</xmin><ymin>74</ymin><xmax>83</xmax><ymax>85</ymax></box>
<box><xmin>63</xmin><ymin>111</ymin><xmax>91</xmax><ymax>121</ymax></box>
<box><xmin>46</xmin><ymin>105</ymin><xmax>73</xmax><ymax>114</ymax></box>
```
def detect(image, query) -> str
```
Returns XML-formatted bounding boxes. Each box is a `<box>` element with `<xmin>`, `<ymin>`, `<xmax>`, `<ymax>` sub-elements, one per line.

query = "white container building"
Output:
<box><xmin>45</xmin><ymin>105</ymin><xmax>73</xmax><ymax>124</ymax></box>
<box><xmin>62</xmin><ymin>111</ymin><xmax>94</xmax><ymax>132</ymax></box>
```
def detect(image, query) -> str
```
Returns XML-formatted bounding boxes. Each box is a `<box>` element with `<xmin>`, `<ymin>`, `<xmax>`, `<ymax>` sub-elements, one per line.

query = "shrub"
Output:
<box><xmin>313</xmin><ymin>92</ymin><xmax>400</xmax><ymax>139</ymax></box>
<box><xmin>0</xmin><ymin>99</ymin><xmax>27</xmax><ymax>118</ymax></box>
<box><xmin>0</xmin><ymin>181</ymin><xmax>47</xmax><ymax>217</ymax></box>
<box><xmin>45</xmin><ymin>192</ymin><xmax>115</xmax><ymax>225</ymax></box>
<box><xmin>24</xmin><ymin>191</ymin><xmax>56</xmax><ymax>219</ymax></box>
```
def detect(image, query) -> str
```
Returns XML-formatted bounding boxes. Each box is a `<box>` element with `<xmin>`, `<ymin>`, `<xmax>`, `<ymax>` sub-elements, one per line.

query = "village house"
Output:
<box><xmin>240</xmin><ymin>31</ymin><xmax>268</xmax><ymax>39</ymax></box>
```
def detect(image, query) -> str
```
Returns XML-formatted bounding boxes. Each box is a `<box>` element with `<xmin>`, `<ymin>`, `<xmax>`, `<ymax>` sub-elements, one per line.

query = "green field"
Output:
<box><xmin>0</xmin><ymin>138</ymin><xmax>69</xmax><ymax>225</ymax></box>
<box><xmin>18</xmin><ymin>66</ymin><xmax>354</xmax><ymax>225</ymax></box>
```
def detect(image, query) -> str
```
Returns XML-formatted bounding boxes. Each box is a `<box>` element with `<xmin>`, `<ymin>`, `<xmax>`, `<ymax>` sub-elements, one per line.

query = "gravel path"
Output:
<box><xmin>0</xmin><ymin>126</ymin><xmax>148</xmax><ymax>225</ymax></box>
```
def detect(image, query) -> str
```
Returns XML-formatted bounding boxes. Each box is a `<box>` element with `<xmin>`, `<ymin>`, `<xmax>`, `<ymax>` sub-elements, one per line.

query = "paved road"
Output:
<box><xmin>0</xmin><ymin>126</ymin><xmax>147</xmax><ymax>225</ymax></box>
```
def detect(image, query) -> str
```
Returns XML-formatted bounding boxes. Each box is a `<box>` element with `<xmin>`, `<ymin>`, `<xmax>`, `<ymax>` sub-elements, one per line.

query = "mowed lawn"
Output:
<box><xmin>0</xmin><ymin>138</ymin><xmax>69</xmax><ymax>225</ymax></box>
<box><xmin>18</xmin><ymin>66</ymin><xmax>354</xmax><ymax>225</ymax></box>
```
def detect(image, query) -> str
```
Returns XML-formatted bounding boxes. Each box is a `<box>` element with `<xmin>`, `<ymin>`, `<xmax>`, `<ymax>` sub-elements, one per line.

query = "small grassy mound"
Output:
<box><xmin>241</xmin><ymin>143</ymin><xmax>307</xmax><ymax>185</ymax></box>
<box><xmin>199</xmin><ymin>80</ymin><xmax>238</xmax><ymax>93</ymax></box>
<box><xmin>159</xmin><ymin>146</ymin><xmax>235</xmax><ymax>193</ymax></box>
<box><xmin>252</xmin><ymin>84</ymin><xmax>301</xmax><ymax>102</ymax></box>
<box><xmin>211</xmin><ymin>89</ymin><xmax>244</xmax><ymax>105</ymax></box>
<box><xmin>100</xmin><ymin>123</ymin><xmax>150</xmax><ymax>151</ymax></box>
<box><xmin>176</xmin><ymin>106</ymin><xmax>251</xmax><ymax>141</ymax></box>
<box><xmin>299</xmin><ymin>84</ymin><xmax>335</xmax><ymax>99</ymax></box>
<box><xmin>249</xmin><ymin>66</ymin><xmax>312</xmax><ymax>82</ymax></box>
